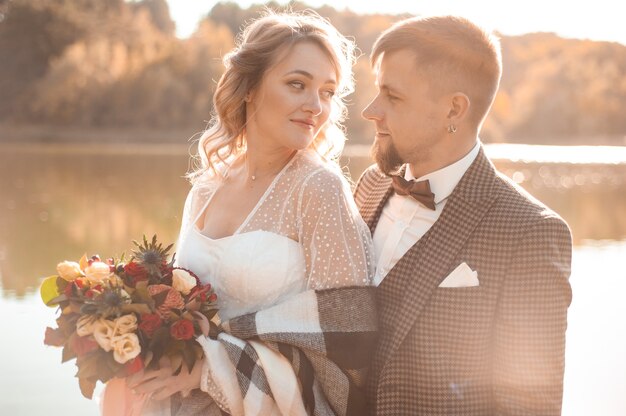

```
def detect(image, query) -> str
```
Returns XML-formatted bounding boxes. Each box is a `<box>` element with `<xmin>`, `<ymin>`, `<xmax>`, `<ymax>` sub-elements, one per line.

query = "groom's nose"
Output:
<box><xmin>362</xmin><ymin>96</ymin><xmax>382</xmax><ymax>121</ymax></box>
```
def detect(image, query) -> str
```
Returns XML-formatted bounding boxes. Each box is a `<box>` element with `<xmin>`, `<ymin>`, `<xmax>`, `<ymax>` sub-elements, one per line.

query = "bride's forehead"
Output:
<box><xmin>266</xmin><ymin>42</ymin><xmax>338</xmax><ymax>81</ymax></box>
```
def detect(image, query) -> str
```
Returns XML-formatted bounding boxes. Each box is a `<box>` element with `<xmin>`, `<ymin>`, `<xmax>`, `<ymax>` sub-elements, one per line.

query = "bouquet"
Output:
<box><xmin>40</xmin><ymin>235</ymin><xmax>218</xmax><ymax>399</ymax></box>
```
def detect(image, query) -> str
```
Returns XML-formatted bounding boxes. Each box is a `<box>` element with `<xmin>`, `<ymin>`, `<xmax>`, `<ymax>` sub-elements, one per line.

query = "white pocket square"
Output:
<box><xmin>438</xmin><ymin>262</ymin><xmax>479</xmax><ymax>288</ymax></box>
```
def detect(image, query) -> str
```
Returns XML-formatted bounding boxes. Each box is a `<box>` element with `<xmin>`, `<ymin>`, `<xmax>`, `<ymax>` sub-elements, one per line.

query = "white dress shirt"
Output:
<box><xmin>372</xmin><ymin>142</ymin><xmax>481</xmax><ymax>286</ymax></box>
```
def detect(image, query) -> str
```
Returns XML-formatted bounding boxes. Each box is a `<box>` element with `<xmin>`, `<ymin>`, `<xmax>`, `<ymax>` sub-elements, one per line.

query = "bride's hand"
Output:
<box><xmin>127</xmin><ymin>355</ymin><xmax>204</xmax><ymax>401</ymax></box>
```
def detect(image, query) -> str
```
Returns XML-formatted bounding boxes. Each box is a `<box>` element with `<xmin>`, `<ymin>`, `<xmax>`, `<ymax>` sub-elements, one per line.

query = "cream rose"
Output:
<box><xmin>111</xmin><ymin>333</ymin><xmax>141</xmax><ymax>364</ymax></box>
<box><xmin>92</xmin><ymin>319</ymin><xmax>116</xmax><ymax>351</ymax></box>
<box><xmin>114</xmin><ymin>314</ymin><xmax>138</xmax><ymax>335</ymax></box>
<box><xmin>84</xmin><ymin>261</ymin><xmax>112</xmax><ymax>284</ymax></box>
<box><xmin>172</xmin><ymin>269</ymin><xmax>196</xmax><ymax>295</ymax></box>
<box><xmin>56</xmin><ymin>261</ymin><xmax>83</xmax><ymax>281</ymax></box>
<box><xmin>76</xmin><ymin>315</ymin><xmax>98</xmax><ymax>337</ymax></box>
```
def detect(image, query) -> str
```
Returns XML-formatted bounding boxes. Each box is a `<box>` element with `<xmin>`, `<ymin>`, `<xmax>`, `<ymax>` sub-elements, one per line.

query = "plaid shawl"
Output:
<box><xmin>172</xmin><ymin>286</ymin><xmax>377</xmax><ymax>416</ymax></box>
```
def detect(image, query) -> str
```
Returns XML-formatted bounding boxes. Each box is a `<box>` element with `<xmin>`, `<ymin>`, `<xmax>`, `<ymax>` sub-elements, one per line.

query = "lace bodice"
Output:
<box><xmin>175</xmin><ymin>149</ymin><xmax>373</xmax><ymax>321</ymax></box>
<box><xmin>176</xmin><ymin>230</ymin><xmax>307</xmax><ymax>321</ymax></box>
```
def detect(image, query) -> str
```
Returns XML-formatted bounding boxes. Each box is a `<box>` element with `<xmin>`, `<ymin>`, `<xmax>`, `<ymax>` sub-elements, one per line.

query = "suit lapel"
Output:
<box><xmin>380</xmin><ymin>148</ymin><xmax>501</xmax><ymax>361</ymax></box>
<box><xmin>359</xmin><ymin>170</ymin><xmax>394</xmax><ymax>234</ymax></box>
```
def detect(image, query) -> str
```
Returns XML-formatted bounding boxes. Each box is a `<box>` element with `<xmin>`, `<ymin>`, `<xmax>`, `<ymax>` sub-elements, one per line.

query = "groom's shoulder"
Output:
<box><xmin>360</xmin><ymin>163</ymin><xmax>386</xmax><ymax>180</ymax></box>
<box><xmin>490</xmin><ymin>168</ymin><xmax>569</xmax><ymax>232</ymax></box>
<box><xmin>354</xmin><ymin>164</ymin><xmax>386</xmax><ymax>195</ymax></box>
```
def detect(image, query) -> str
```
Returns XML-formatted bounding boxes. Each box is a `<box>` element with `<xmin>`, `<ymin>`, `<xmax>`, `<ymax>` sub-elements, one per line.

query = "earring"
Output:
<box><xmin>447</xmin><ymin>124</ymin><xmax>457</xmax><ymax>134</ymax></box>
<box><xmin>244</xmin><ymin>93</ymin><xmax>251</xmax><ymax>103</ymax></box>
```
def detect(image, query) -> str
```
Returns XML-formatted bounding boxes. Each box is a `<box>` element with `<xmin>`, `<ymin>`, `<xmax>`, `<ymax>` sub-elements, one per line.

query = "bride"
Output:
<box><xmin>112</xmin><ymin>11</ymin><xmax>376</xmax><ymax>416</ymax></box>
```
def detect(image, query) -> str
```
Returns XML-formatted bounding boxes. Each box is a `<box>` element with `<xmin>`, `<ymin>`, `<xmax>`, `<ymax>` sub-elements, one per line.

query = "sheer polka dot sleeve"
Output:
<box><xmin>297</xmin><ymin>167</ymin><xmax>374</xmax><ymax>289</ymax></box>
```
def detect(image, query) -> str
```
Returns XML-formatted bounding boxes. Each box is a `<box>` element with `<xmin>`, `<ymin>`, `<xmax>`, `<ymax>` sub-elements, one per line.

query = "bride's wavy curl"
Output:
<box><xmin>189</xmin><ymin>10</ymin><xmax>357</xmax><ymax>182</ymax></box>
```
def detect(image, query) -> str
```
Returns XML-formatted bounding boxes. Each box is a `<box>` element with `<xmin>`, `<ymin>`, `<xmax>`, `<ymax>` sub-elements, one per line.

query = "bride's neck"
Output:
<box><xmin>240</xmin><ymin>144</ymin><xmax>297</xmax><ymax>182</ymax></box>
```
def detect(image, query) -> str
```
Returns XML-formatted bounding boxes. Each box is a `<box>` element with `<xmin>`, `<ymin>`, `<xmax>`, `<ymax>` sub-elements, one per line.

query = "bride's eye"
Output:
<box><xmin>289</xmin><ymin>80</ymin><xmax>305</xmax><ymax>90</ymax></box>
<box><xmin>321</xmin><ymin>89</ymin><xmax>336</xmax><ymax>99</ymax></box>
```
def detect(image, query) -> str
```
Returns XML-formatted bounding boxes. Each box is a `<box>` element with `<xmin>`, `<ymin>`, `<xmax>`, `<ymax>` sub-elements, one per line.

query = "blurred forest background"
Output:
<box><xmin>1</xmin><ymin>0</ymin><xmax>626</xmax><ymax>145</ymax></box>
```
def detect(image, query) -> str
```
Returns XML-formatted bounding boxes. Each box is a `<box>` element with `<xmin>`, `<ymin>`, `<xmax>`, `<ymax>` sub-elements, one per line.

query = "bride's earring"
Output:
<box><xmin>447</xmin><ymin>124</ymin><xmax>457</xmax><ymax>134</ymax></box>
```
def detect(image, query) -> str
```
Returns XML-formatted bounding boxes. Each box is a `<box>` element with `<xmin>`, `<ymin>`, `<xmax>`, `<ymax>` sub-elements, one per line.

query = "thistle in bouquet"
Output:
<box><xmin>41</xmin><ymin>235</ymin><xmax>218</xmax><ymax>399</ymax></box>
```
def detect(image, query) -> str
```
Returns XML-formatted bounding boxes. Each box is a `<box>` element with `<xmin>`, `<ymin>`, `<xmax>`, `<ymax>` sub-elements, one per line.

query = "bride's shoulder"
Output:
<box><xmin>188</xmin><ymin>168</ymin><xmax>222</xmax><ymax>199</ymax></box>
<box><xmin>290</xmin><ymin>150</ymin><xmax>352</xmax><ymax>199</ymax></box>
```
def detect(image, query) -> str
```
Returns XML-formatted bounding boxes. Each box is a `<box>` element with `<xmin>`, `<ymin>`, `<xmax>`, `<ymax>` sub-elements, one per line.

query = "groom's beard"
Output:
<box><xmin>371</xmin><ymin>137</ymin><xmax>404</xmax><ymax>176</ymax></box>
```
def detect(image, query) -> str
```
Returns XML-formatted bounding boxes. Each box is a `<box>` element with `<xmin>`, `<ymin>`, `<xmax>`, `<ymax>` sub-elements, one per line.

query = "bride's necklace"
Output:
<box><xmin>244</xmin><ymin>151</ymin><xmax>296</xmax><ymax>182</ymax></box>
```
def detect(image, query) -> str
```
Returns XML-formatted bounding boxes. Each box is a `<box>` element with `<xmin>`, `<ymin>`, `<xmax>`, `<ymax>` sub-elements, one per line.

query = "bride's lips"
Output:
<box><xmin>291</xmin><ymin>118</ymin><xmax>316</xmax><ymax>129</ymax></box>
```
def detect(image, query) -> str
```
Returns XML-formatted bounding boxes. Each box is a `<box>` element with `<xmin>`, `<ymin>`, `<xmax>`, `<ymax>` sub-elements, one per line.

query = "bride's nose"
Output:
<box><xmin>302</xmin><ymin>92</ymin><xmax>323</xmax><ymax>116</ymax></box>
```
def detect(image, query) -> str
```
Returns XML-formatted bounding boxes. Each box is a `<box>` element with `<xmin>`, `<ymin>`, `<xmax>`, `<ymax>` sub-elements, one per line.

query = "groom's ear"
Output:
<box><xmin>446</xmin><ymin>92</ymin><xmax>471</xmax><ymax>123</ymax></box>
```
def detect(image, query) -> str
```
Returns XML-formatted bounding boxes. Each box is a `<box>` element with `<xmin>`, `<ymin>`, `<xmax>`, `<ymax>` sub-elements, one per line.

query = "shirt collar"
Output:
<box><xmin>405</xmin><ymin>141</ymin><xmax>481</xmax><ymax>204</ymax></box>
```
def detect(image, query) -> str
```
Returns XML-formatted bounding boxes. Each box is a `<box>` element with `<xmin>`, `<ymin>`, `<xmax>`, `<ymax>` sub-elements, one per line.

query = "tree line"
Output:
<box><xmin>1</xmin><ymin>0</ymin><xmax>625</xmax><ymax>145</ymax></box>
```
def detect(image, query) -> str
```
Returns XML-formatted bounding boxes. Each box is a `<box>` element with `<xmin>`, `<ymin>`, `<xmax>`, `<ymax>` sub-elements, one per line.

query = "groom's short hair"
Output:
<box><xmin>371</xmin><ymin>15</ymin><xmax>502</xmax><ymax>127</ymax></box>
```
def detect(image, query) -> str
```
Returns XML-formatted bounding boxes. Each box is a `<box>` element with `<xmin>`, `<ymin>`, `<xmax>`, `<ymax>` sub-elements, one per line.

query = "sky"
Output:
<box><xmin>165</xmin><ymin>0</ymin><xmax>626</xmax><ymax>46</ymax></box>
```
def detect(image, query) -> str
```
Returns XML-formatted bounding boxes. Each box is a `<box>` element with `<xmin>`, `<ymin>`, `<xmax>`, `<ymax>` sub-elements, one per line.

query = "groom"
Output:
<box><xmin>355</xmin><ymin>16</ymin><xmax>572</xmax><ymax>415</ymax></box>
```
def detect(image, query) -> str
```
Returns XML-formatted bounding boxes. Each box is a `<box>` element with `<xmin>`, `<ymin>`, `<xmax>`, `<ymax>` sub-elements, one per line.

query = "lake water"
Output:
<box><xmin>0</xmin><ymin>143</ymin><xmax>625</xmax><ymax>415</ymax></box>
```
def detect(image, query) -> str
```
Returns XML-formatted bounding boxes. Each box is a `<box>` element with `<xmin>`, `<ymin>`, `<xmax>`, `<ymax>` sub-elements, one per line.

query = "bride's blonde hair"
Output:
<box><xmin>189</xmin><ymin>10</ymin><xmax>356</xmax><ymax>181</ymax></box>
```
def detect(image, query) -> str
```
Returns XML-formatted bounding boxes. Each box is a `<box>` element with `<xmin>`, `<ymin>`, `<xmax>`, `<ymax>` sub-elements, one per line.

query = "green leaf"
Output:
<box><xmin>191</xmin><ymin>311</ymin><xmax>210</xmax><ymax>337</ymax></box>
<box><xmin>75</xmin><ymin>353</ymin><xmax>102</xmax><ymax>380</ymax></box>
<box><xmin>169</xmin><ymin>353</ymin><xmax>183</xmax><ymax>375</ymax></box>
<box><xmin>143</xmin><ymin>350</ymin><xmax>154</xmax><ymax>369</ymax></box>
<box><xmin>180</xmin><ymin>344</ymin><xmax>196</xmax><ymax>372</ymax></box>
<box><xmin>148</xmin><ymin>327</ymin><xmax>170</xmax><ymax>366</ymax></box>
<box><xmin>100</xmin><ymin>352</ymin><xmax>122</xmax><ymax>382</ymax></box>
<box><xmin>48</xmin><ymin>294</ymin><xmax>69</xmax><ymax>305</ymax></box>
<box><xmin>40</xmin><ymin>275</ymin><xmax>61</xmax><ymax>307</ymax></box>
<box><xmin>79</xmin><ymin>377</ymin><xmax>97</xmax><ymax>399</ymax></box>
<box><xmin>133</xmin><ymin>281</ymin><xmax>154</xmax><ymax>306</ymax></box>
<box><xmin>152</xmin><ymin>290</ymin><xmax>169</xmax><ymax>307</ymax></box>
<box><xmin>44</xmin><ymin>326</ymin><xmax>66</xmax><ymax>347</ymax></box>
<box><xmin>62</xmin><ymin>343</ymin><xmax>77</xmax><ymax>363</ymax></box>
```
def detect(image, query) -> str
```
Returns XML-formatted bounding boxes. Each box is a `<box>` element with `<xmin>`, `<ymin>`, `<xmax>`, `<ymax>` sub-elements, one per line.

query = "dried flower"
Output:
<box><xmin>92</xmin><ymin>319</ymin><xmax>115</xmax><ymax>352</ymax></box>
<box><xmin>111</xmin><ymin>333</ymin><xmax>141</xmax><ymax>364</ymax></box>
<box><xmin>76</xmin><ymin>315</ymin><xmax>98</xmax><ymax>337</ymax></box>
<box><xmin>131</xmin><ymin>235</ymin><xmax>173</xmax><ymax>279</ymax></box>
<box><xmin>56</xmin><ymin>261</ymin><xmax>83</xmax><ymax>281</ymax></box>
<box><xmin>84</xmin><ymin>261</ymin><xmax>112</xmax><ymax>284</ymax></box>
<box><xmin>172</xmin><ymin>268</ymin><xmax>197</xmax><ymax>295</ymax></box>
<box><xmin>148</xmin><ymin>284</ymin><xmax>185</xmax><ymax>316</ymax></box>
<box><xmin>113</xmin><ymin>314</ymin><xmax>138</xmax><ymax>335</ymax></box>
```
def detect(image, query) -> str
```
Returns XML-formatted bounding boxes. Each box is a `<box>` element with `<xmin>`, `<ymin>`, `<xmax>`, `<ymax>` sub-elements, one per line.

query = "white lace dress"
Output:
<box><xmin>173</xmin><ymin>149</ymin><xmax>373</xmax><ymax>414</ymax></box>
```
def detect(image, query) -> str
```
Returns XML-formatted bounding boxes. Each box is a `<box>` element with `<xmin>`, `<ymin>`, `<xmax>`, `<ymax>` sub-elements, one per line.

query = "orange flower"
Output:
<box><xmin>148</xmin><ymin>284</ymin><xmax>185</xmax><ymax>317</ymax></box>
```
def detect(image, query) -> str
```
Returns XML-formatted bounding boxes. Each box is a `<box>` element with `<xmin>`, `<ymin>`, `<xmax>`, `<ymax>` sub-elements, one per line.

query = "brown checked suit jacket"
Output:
<box><xmin>354</xmin><ymin>147</ymin><xmax>572</xmax><ymax>415</ymax></box>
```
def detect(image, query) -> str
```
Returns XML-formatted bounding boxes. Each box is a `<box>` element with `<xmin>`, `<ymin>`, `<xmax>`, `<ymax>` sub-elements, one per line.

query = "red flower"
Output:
<box><xmin>189</xmin><ymin>283</ymin><xmax>214</xmax><ymax>303</ymax></box>
<box><xmin>63</xmin><ymin>282</ymin><xmax>73</xmax><ymax>298</ymax></box>
<box><xmin>170</xmin><ymin>319</ymin><xmax>194</xmax><ymax>340</ymax></box>
<box><xmin>62</xmin><ymin>279</ymin><xmax>85</xmax><ymax>298</ymax></box>
<box><xmin>70</xmin><ymin>334</ymin><xmax>99</xmax><ymax>356</ymax></box>
<box><xmin>44</xmin><ymin>327</ymin><xmax>66</xmax><ymax>347</ymax></box>
<box><xmin>123</xmin><ymin>261</ymin><xmax>148</xmax><ymax>287</ymax></box>
<box><xmin>139</xmin><ymin>313</ymin><xmax>162</xmax><ymax>337</ymax></box>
